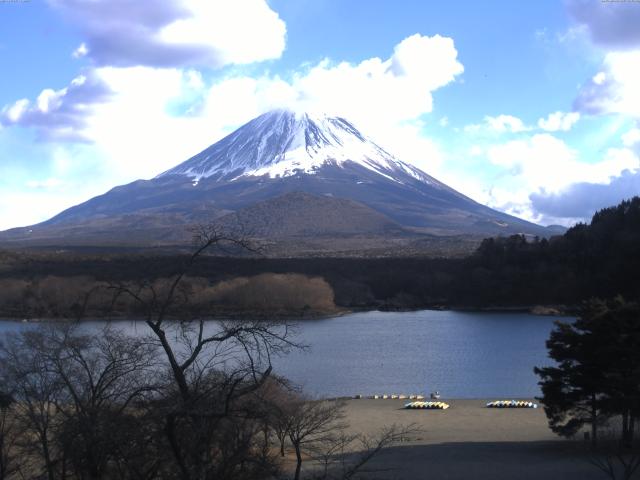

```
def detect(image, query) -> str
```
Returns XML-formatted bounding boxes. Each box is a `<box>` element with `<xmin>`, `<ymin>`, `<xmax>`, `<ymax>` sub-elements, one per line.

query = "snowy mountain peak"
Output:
<box><xmin>158</xmin><ymin>109</ymin><xmax>439</xmax><ymax>186</ymax></box>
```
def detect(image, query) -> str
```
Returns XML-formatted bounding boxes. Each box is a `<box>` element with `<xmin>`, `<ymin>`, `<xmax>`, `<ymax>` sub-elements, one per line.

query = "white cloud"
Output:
<box><xmin>593</xmin><ymin>71</ymin><xmax>606</xmax><ymax>85</ymax></box>
<box><xmin>465</xmin><ymin>114</ymin><xmax>530</xmax><ymax>134</ymax></box>
<box><xmin>4</xmin><ymin>99</ymin><xmax>29</xmax><ymax>122</ymax></box>
<box><xmin>158</xmin><ymin>0</ymin><xmax>285</xmax><ymax>66</ymax></box>
<box><xmin>485</xmin><ymin>114</ymin><xmax>529</xmax><ymax>133</ymax></box>
<box><xmin>48</xmin><ymin>0</ymin><xmax>286</xmax><ymax>68</ymax></box>
<box><xmin>482</xmin><ymin>133</ymin><xmax>639</xmax><ymax>223</ymax></box>
<box><xmin>622</xmin><ymin>127</ymin><xmax>640</xmax><ymax>147</ymax></box>
<box><xmin>25</xmin><ymin>178</ymin><xmax>63</xmax><ymax>189</ymax></box>
<box><xmin>72</xmin><ymin>42</ymin><xmax>88</xmax><ymax>59</ymax></box>
<box><xmin>81</xmin><ymin>67</ymin><xmax>218</xmax><ymax>180</ymax></box>
<box><xmin>487</xmin><ymin>134</ymin><xmax>636</xmax><ymax>192</ymax></box>
<box><xmin>537</xmin><ymin>111</ymin><xmax>580</xmax><ymax>132</ymax></box>
<box><xmin>284</xmin><ymin>34</ymin><xmax>463</xmax><ymax>133</ymax></box>
<box><xmin>469</xmin><ymin>145</ymin><xmax>483</xmax><ymax>156</ymax></box>
<box><xmin>0</xmin><ymin>71</ymin><xmax>112</xmax><ymax>141</ymax></box>
<box><xmin>574</xmin><ymin>51</ymin><xmax>640</xmax><ymax>118</ymax></box>
<box><xmin>466</xmin><ymin>111</ymin><xmax>580</xmax><ymax>136</ymax></box>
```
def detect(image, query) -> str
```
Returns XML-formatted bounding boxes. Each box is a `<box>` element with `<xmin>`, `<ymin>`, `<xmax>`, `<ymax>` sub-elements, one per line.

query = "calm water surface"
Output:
<box><xmin>0</xmin><ymin>310</ymin><xmax>562</xmax><ymax>398</ymax></box>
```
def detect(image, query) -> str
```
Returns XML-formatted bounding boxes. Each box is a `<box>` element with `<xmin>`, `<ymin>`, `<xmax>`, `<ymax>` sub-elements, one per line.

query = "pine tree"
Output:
<box><xmin>535</xmin><ymin>298</ymin><xmax>640</xmax><ymax>447</ymax></box>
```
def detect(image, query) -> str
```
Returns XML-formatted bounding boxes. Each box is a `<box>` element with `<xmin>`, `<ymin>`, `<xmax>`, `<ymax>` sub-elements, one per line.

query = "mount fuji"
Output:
<box><xmin>0</xmin><ymin>109</ymin><xmax>560</xmax><ymax>254</ymax></box>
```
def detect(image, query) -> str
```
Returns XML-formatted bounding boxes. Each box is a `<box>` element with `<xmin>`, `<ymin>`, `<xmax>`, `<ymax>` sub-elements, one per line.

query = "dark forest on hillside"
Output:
<box><xmin>1</xmin><ymin>197</ymin><xmax>639</xmax><ymax>319</ymax></box>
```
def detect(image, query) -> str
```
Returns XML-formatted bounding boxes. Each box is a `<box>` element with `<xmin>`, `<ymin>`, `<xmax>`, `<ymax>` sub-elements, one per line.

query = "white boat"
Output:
<box><xmin>486</xmin><ymin>400</ymin><xmax>537</xmax><ymax>409</ymax></box>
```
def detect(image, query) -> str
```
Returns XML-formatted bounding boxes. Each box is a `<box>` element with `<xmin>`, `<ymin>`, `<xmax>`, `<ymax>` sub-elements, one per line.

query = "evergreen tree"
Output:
<box><xmin>535</xmin><ymin>298</ymin><xmax>640</xmax><ymax>447</ymax></box>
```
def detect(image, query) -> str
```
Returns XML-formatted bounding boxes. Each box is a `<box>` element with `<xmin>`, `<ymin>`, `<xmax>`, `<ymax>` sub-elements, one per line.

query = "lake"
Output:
<box><xmin>0</xmin><ymin>310</ymin><xmax>563</xmax><ymax>399</ymax></box>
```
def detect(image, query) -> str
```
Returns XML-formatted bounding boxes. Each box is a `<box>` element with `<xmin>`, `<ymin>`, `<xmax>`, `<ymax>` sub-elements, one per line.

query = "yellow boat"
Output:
<box><xmin>404</xmin><ymin>401</ymin><xmax>450</xmax><ymax>410</ymax></box>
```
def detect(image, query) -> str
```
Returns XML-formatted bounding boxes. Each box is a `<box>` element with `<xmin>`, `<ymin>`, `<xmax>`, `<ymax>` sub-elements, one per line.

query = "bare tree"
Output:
<box><xmin>0</xmin><ymin>328</ymin><xmax>64</xmax><ymax>480</ymax></box>
<box><xmin>0</xmin><ymin>324</ymin><xmax>160</xmax><ymax>480</ymax></box>
<box><xmin>285</xmin><ymin>398</ymin><xmax>347</xmax><ymax>480</ymax></box>
<box><xmin>44</xmin><ymin>324</ymin><xmax>159</xmax><ymax>479</ymax></box>
<box><xmin>260</xmin><ymin>378</ymin><xmax>300</xmax><ymax>458</ymax></box>
<box><xmin>0</xmin><ymin>392</ymin><xmax>21</xmax><ymax>480</ymax></box>
<box><xmin>270</xmin><ymin>392</ymin><xmax>419</xmax><ymax>480</ymax></box>
<box><xmin>109</xmin><ymin>225</ymin><xmax>301</xmax><ymax>479</ymax></box>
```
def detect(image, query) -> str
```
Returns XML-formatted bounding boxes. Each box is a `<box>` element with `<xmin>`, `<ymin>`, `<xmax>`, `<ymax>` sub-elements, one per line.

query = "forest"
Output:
<box><xmin>1</xmin><ymin>197</ymin><xmax>639</xmax><ymax>319</ymax></box>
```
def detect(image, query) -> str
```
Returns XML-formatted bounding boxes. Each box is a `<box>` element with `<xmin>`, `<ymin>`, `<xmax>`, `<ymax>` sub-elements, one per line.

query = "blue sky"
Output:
<box><xmin>1</xmin><ymin>0</ymin><xmax>639</xmax><ymax>230</ymax></box>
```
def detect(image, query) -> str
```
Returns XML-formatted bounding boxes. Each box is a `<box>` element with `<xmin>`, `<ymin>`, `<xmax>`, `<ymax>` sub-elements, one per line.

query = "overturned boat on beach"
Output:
<box><xmin>486</xmin><ymin>400</ymin><xmax>537</xmax><ymax>408</ymax></box>
<box><xmin>404</xmin><ymin>401</ymin><xmax>450</xmax><ymax>410</ymax></box>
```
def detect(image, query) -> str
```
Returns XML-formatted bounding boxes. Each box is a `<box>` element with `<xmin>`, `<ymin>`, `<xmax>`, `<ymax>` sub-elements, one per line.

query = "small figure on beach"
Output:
<box><xmin>430</xmin><ymin>390</ymin><xmax>441</xmax><ymax>399</ymax></box>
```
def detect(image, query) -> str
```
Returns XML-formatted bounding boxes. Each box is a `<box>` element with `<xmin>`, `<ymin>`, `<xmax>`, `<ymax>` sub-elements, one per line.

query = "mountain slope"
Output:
<box><xmin>218</xmin><ymin>191</ymin><xmax>406</xmax><ymax>238</ymax></box>
<box><xmin>0</xmin><ymin>109</ymin><xmax>558</xmax><ymax>252</ymax></box>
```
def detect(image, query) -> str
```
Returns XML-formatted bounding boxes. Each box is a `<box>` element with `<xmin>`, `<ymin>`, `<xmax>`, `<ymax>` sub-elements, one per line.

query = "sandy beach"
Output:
<box><xmin>335</xmin><ymin>398</ymin><xmax>601</xmax><ymax>479</ymax></box>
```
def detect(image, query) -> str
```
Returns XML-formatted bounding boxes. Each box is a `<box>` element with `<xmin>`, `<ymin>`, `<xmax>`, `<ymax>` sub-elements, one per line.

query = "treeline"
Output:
<box><xmin>470</xmin><ymin>197</ymin><xmax>640</xmax><ymax>306</ymax></box>
<box><xmin>1</xmin><ymin>197</ymin><xmax>639</xmax><ymax>318</ymax></box>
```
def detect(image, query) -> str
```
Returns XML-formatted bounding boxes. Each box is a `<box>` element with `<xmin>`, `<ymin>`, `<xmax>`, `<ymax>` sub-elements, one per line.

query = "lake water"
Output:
<box><xmin>0</xmin><ymin>310</ymin><xmax>563</xmax><ymax>399</ymax></box>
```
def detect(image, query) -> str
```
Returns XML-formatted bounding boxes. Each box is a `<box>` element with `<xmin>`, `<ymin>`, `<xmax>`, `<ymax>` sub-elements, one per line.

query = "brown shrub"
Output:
<box><xmin>209</xmin><ymin>273</ymin><xmax>335</xmax><ymax>312</ymax></box>
<box><xmin>0</xmin><ymin>272</ymin><xmax>336</xmax><ymax>318</ymax></box>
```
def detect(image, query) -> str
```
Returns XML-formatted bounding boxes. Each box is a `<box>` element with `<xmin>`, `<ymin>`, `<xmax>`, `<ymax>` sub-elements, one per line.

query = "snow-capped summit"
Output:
<box><xmin>158</xmin><ymin>109</ymin><xmax>438</xmax><ymax>186</ymax></box>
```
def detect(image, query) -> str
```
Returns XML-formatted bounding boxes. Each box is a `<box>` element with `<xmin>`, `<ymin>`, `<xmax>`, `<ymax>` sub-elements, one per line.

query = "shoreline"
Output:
<box><xmin>0</xmin><ymin>304</ymin><xmax>574</xmax><ymax>322</ymax></box>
